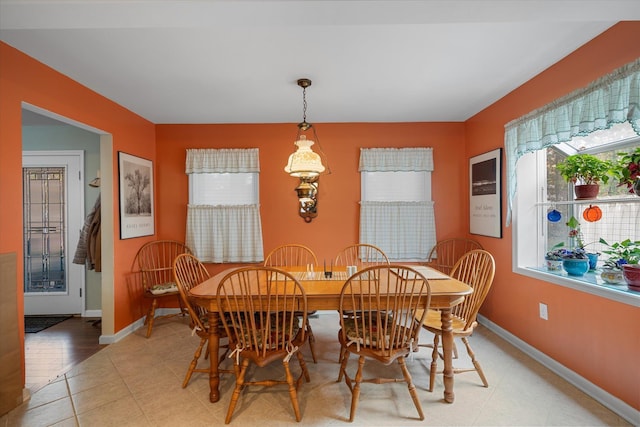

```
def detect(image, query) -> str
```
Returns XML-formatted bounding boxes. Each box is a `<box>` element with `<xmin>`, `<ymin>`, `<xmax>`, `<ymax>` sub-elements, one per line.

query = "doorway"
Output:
<box><xmin>21</xmin><ymin>104</ymin><xmax>115</xmax><ymax>339</ymax></box>
<box><xmin>22</xmin><ymin>151</ymin><xmax>84</xmax><ymax>315</ymax></box>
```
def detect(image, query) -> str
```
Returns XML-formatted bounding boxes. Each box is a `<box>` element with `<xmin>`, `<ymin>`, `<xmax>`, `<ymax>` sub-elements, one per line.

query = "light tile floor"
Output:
<box><xmin>2</xmin><ymin>311</ymin><xmax>632</xmax><ymax>426</ymax></box>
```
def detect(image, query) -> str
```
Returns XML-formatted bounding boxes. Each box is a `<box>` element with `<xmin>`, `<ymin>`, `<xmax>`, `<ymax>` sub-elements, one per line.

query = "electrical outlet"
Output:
<box><xmin>539</xmin><ymin>303</ymin><xmax>548</xmax><ymax>320</ymax></box>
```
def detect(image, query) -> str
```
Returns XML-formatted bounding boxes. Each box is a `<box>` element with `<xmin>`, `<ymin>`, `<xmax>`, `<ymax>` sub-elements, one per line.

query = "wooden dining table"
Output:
<box><xmin>188</xmin><ymin>264</ymin><xmax>473</xmax><ymax>404</ymax></box>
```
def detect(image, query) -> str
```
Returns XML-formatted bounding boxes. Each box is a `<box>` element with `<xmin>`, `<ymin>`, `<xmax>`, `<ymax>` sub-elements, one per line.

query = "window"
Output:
<box><xmin>505</xmin><ymin>56</ymin><xmax>640</xmax><ymax>305</ymax></box>
<box><xmin>514</xmin><ymin>132</ymin><xmax>640</xmax><ymax>304</ymax></box>
<box><xmin>361</xmin><ymin>171</ymin><xmax>431</xmax><ymax>202</ymax></box>
<box><xmin>544</xmin><ymin>131</ymin><xmax>640</xmax><ymax>255</ymax></box>
<box><xmin>185</xmin><ymin>148</ymin><xmax>264</xmax><ymax>263</ymax></box>
<box><xmin>359</xmin><ymin>147</ymin><xmax>436</xmax><ymax>261</ymax></box>
<box><xmin>189</xmin><ymin>173</ymin><xmax>257</xmax><ymax>205</ymax></box>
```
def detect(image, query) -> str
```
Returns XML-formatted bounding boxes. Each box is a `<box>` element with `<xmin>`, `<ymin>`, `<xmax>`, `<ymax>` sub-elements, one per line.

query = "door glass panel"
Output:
<box><xmin>23</xmin><ymin>167</ymin><xmax>67</xmax><ymax>293</ymax></box>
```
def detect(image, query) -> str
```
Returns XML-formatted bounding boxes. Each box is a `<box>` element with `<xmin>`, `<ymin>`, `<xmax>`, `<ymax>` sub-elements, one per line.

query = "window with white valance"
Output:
<box><xmin>505</xmin><ymin>58</ymin><xmax>640</xmax><ymax>305</ymax></box>
<box><xmin>185</xmin><ymin>148</ymin><xmax>264</xmax><ymax>263</ymax></box>
<box><xmin>359</xmin><ymin>147</ymin><xmax>436</xmax><ymax>261</ymax></box>
<box><xmin>504</xmin><ymin>57</ymin><xmax>640</xmax><ymax>226</ymax></box>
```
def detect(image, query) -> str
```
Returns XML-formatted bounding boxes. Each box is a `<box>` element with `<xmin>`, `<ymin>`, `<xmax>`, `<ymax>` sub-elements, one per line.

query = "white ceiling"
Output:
<box><xmin>2</xmin><ymin>1</ymin><xmax>640</xmax><ymax>125</ymax></box>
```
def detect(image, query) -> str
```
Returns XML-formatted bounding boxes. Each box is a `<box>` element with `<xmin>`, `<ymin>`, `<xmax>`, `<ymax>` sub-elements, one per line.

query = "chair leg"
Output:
<box><xmin>296</xmin><ymin>349</ymin><xmax>311</xmax><ymax>383</ymax></box>
<box><xmin>337</xmin><ymin>346</ymin><xmax>346</xmax><ymax>377</ymax></box>
<box><xmin>225</xmin><ymin>358</ymin><xmax>249</xmax><ymax>424</ymax></box>
<box><xmin>337</xmin><ymin>333</ymin><xmax>348</xmax><ymax>364</ymax></box>
<box><xmin>337</xmin><ymin>312</ymin><xmax>354</xmax><ymax>362</ymax></box>
<box><xmin>462</xmin><ymin>336</ymin><xmax>488</xmax><ymax>387</ymax></box>
<box><xmin>145</xmin><ymin>299</ymin><xmax>158</xmax><ymax>338</ymax></box>
<box><xmin>182</xmin><ymin>336</ymin><xmax>207</xmax><ymax>388</ymax></box>
<box><xmin>398</xmin><ymin>357</ymin><xmax>424</xmax><ymax>421</ymax></box>
<box><xmin>217</xmin><ymin>343</ymin><xmax>229</xmax><ymax>365</ymax></box>
<box><xmin>337</xmin><ymin>346</ymin><xmax>350</xmax><ymax>383</ymax></box>
<box><xmin>348</xmin><ymin>356</ymin><xmax>365</xmax><ymax>422</ymax></box>
<box><xmin>306</xmin><ymin>318</ymin><xmax>317</xmax><ymax>363</ymax></box>
<box><xmin>176</xmin><ymin>294</ymin><xmax>188</xmax><ymax>317</ymax></box>
<box><xmin>429</xmin><ymin>333</ymin><xmax>440</xmax><ymax>392</ymax></box>
<box><xmin>283</xmin><ymin>359</ymin><xmax>302</xmax><ymax>422</ymax></box>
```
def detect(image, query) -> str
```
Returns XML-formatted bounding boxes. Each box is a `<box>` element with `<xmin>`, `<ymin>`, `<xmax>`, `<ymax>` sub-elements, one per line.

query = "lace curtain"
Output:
<box><xmin>359</xmin><ymin>148</ymin><xmax>436</xmax><ymax>260</ymax></box>
<box><xmin>185</xmin><ymin>148</ymin><xmax>264</xmax><ymax>263</ymax></box>
<box><xmin>504</xmin><ymin>58</ymin><xmax>640</xmax><ymax>225</ymax></box>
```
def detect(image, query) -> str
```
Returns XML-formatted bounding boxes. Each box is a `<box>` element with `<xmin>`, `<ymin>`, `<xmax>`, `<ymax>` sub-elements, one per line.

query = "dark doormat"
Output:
<box><xmin>25</xmin><ymin>315</ymin><xmax>73</xmax><ymax>333</ymax></box>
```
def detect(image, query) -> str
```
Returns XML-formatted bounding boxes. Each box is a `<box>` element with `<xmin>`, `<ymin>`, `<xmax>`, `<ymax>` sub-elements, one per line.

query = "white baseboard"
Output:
<box><xmin>98</xmin><ymin>308</ymin><xmax>181</xmax><ymax>345</ymax></box>
<box><xmin>477</xmin><ymin>314</ymin><xmax>639</xmax><ymax>425</ymax></box>
<box><xmin>84</xmin><ymin>309</ymin><xmax>101</xmax><ymax>318</ymax></box>
<box><xmin>22</xmin><ymin>387</ymin><xmax>31</xmax><ymax>404</ymax></box>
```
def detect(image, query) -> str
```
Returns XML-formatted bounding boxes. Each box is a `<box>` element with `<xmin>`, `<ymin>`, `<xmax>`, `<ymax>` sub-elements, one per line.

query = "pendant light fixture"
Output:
<box><xmin>284</xmin><ymin>78</ymin><xmax>328</xmax><ymax>222</ymax></box>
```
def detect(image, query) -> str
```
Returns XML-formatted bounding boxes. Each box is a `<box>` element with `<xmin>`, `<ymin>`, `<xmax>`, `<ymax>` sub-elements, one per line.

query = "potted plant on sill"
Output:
<box><xmin>544</xmin><ymin>248</ymin><xmax>566</xmax><ymax>272</ymax></box>
<box><xmin>555</xmin><ymin>153</ymin><xmax>613</xmax><ymax>200</ymax></box>
<box><xmin>612</xmin><ymin>146</ymin><xmax>640</xmax><ymax>196</ymax></box>
<box><xmin>559</xmin><ymin>247</ymin><xmax>591</xmax><ymax>277</ymax></box>
<box><xmin>545</xmin><ymin>247</ymin><xmax>589</xmax><ymax>275</ymax></box>
<box><xmin>599</xmin><ymin>238</ymin><xmax>640</xmax><ymax>289</ymax></box>
<box><xmin>566</xmin><ymin>216</ymin><xmax>599</xmax><ymax>270</ymax></box>
<box><xmin>546</xmin><ymin>216</ymin><xmax>597</xmax><ymax>276</ymax></box>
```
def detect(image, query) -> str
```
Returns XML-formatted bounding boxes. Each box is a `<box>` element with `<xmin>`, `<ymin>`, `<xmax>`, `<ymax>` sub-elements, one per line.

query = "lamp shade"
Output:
<box><xmin>284</xmin><ymin>135</ymin><xmax>325</xmax><ymax>178</ymax></box>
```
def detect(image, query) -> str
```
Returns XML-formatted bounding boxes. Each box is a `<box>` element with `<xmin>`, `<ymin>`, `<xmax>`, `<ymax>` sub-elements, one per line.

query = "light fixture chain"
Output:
<box><xmin>302</xmin><ymin>85</ymin><xmax>307</xmax><ymax>123</ymax></box>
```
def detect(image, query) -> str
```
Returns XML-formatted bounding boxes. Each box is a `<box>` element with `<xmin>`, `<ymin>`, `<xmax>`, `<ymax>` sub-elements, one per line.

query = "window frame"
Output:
<box><xmin>512</xmin><ymin>141</ymin><xmax>640</xmax><ymax>308</ymax></box>
<box><xmin>184</xmin><ymin>148</ymin><xmax>263</xmax><ymax>263</ymax></box>
<box><xmin>358</xmin><ymin>147</ymin><xmax>436</xmax><ymax>262</ymax></box>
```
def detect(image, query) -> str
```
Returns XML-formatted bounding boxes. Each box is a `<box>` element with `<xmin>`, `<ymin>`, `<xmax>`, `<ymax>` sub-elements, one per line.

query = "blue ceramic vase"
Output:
<box><xmin>562</xmin><ymin>258</ymin><xmax>589</xmax><ymax>276</ymax></box>
<box><xmin>586</xmin><ymin>252</ymin><xmax>599</xmax><ymax>270</ymax></box>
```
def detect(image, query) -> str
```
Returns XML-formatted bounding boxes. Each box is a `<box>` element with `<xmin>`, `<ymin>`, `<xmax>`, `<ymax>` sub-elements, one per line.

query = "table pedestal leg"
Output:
<box><xmin>440</xmin><ymin>308</ymin><xmax>455</xmax><ymax>403</ymax></box>
<box><xmin>208</xmin><ymin>310</ymin><xmax>221</xmax><ymax>403</ymax></box>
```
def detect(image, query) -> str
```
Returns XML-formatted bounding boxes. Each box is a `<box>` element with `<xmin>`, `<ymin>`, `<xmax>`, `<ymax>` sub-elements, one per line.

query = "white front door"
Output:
<box><xmin>23</xmin><ymin>151</ymin><xmax>85</xmax><ymax>315</ymax></box>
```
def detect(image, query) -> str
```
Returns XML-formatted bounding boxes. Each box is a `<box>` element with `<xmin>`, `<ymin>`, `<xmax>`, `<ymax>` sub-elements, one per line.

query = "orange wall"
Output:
<box><xmin>465</xmin><ymin>22</ymin><xmax>640</xmax><ymax>410</ymax></box>
<box><xmin>156</xmin><ymin>122</ymin><xmax>467</xmax><ymax>276</ymax></box>
<box><xmin>0</xmin><ymin>42</ymin><xmax>157</xmax><ymax>344</ymax></box>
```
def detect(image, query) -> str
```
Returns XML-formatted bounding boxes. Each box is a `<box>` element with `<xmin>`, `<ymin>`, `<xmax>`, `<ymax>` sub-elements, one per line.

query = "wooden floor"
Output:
<box><xmin>24</xmin><ymin>316</ymin><xmax>106</xmax><ymax>392</ymax></box>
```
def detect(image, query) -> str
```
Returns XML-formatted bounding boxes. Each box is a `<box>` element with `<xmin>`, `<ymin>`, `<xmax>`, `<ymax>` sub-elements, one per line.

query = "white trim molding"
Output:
<box><xmin>98</xmin><ymin>309</ymin><xmax>181</xmax><ymax>345</ymax></box>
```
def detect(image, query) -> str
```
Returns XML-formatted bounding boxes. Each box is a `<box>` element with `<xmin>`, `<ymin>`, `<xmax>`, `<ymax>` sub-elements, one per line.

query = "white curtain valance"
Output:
<box><xmin>185</xmin><ymin>148</ymin><xmax>260</xmax><ymax>174</ymax></box>
<box><xmin>359</xmin><ymin>147</ymin><xmax>434</xmax><ymax>172</ymax></box>
<box><xmin>504</xmin><ymin>58</ymin><xmax>640</xmax><ymax>226</ymax></box>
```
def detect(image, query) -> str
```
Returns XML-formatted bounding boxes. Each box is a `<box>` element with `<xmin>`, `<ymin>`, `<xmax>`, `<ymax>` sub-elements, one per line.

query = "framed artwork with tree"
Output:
<box><xmin>118</xmin><ymin>152</ymin><xmax>154</xmax><ymax>239</ymax></box>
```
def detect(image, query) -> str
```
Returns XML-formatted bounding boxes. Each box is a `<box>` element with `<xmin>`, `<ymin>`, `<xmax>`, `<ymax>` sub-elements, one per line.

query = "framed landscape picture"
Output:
<box><xmin>469</xmin><ymin>148</ymin><xmax>502</xmax><ymax>238</ymax></box>
<box><xmin>118</xmin><ymin>152</ymin><xmax>154</xmax><ymax>239</ymax></box>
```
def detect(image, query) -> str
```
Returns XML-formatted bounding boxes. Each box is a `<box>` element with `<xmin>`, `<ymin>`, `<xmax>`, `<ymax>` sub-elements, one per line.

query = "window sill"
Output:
<box><xmin>517</xmin><ymin>266</ymin><xmax>640</xmax><ymax>307</ymax></box>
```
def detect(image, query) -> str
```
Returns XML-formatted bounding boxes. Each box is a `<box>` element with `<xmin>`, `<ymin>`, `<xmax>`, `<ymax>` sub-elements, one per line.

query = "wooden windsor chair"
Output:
<box><xmin>334</xmin><ymin>243</ymin><xmax>390</xmax><ymax>363</ymax></box>
<box><xmin>337</xmin><ymin>265</ymin><xmax>432</xmax><ymax>422</ymax></box>
<box><xmin>216</xmin><ymin>266</ymin><xmax>311</xmax><ymax>424</ymax></box>
<box><xmin>417</xmin><ymin>249</ymin><xmax>495</xmax><ymax>391</ymax></box>
<box><xmin>134</xmin><ymin>240</ymin><xmax>192</xmax><ymax>337</ymax></box>
<box><xmin>172</xmin><ymin>253</ymin><xmax>232</xmax><ymax>388</ymax></box>
<box><xmin>425</xmin><ymin>238</ymin><xmax>483</xmax><ymax>276</ymax></box>
<box><xmin>264</xmin><ymin>243</ymin><xmax>319</xmax><ymax>363</ymax></box>
<box><xmin>334</xmin><ymin>243</ymin><xmax>390</xmax><ymax>270</ymax></box>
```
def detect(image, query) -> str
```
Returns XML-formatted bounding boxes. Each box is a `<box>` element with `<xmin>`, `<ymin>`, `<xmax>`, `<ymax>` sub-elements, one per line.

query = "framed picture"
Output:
<box><xmin>469</xmin><ymin>148</ymin><xmax>502</xmax><ymax>238</ymax></box>
<box><xmin>118</xmin><ymin>152</ymin><xmax>154</xmax><ymax>239</ymax></box>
